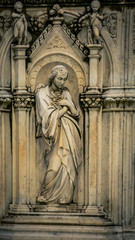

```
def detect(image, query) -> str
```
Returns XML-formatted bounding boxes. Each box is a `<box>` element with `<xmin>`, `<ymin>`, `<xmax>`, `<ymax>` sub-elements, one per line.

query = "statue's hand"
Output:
<box><xmin>57</xmin><ymin>106</ymin><xmax>68</xmax><ymax>120</ymax></box>
<box><xmin>57</xmin><ymin>99</ymin><xmax>70</xmax><ymax>108</ymax></box>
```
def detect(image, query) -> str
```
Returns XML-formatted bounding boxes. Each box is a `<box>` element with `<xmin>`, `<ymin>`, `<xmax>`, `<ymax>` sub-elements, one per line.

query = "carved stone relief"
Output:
<box><xmin>102</xmin><ymin>13</ymin><xmax>117</xmax><ymax>44</ymax></box>
<box><xmin>0</xmin><ymin>12</ymin><xmax>11</xmax><ymax>41</ymax></box>
<box><xmin>0</xmin><ymin>1</ymin><xmax>135</xmax><ymax>239</ymax></box>
<box><xmin>36</xmin><ymin>65</ymin><xmax>82</xmax><ymax>204</ymax></box>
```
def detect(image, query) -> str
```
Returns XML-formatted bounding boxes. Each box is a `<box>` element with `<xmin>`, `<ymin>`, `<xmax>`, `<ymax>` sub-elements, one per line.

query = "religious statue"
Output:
<box><xmin>12</xmin><ymin>1</ymin><xmax>28</xmax><ymax>45</ymax></box>
<box><xmin>36</xmin><ymin>65</ymin><xmax>82</xmax><ymax>204</ymax></box>
<box><xmin>79</xmin><ymin>0</ymin><xmax>103</xmax><ymax>44</ymax></box>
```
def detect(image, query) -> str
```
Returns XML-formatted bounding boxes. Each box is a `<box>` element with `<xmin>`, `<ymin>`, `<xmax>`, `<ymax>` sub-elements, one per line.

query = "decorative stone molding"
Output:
<box><xmin>102</xmin><ymin>13</ymin><xmax>117</xmax><ymax>44</ymax></box>
<box><xmin>80</xmin><ymin>94</ymin><xmax>135</xmax><ymax>111</ymax></box>
<box><xmin>133</xmin><ymin>12</ymin><xmax>135</xmax><ymax>54</ymax></box>
<box><xmin>28</xmin><ymin>54</ymin><xmax>86</xmax><ymax>92</ymax></box>
<box><xmin>31</xmin><ymin>23</ymin><xmax>88</xmax><ymax>56</ymax></box>
<box><xmin>62</xmin><ymin>24</ymin><xmax>89</xmax><ymax>56</ymax></box>
<box><xmin>31</xmin><ymin>25</ymin><xmax>53</xmax><ymax>53</ymax></box>
<box><xmin>0</xmin><ymin>0</ymin><xmax>102</xmax><ymax>5</ymax></box>
<box><xmin>46</xmin><ymin>35</ymin><xmax>67</xmax><ymax>49</ymax></box>
<box><xmin>13</xmin><ymin>96</ymin><xmax>34</xmax><ymax>109</ymax></box>
<box><xmin>27</xmin><ymin>12</ymin><xmax>48</xmax><ymax>36</ymax></box>
<box><xmin>103</xmin><ymin>97</ymin><xmax>135</xmax><ymax>111</ymax></box>
<box><xmin>80</xmin><ymin>91</ymin><xmax>103</xmax><ymax>109</ymax></box>
<box><xmin>49</xmin><ymin>4</ymin><xmax>64</xmax><ymax>25</ymax></box>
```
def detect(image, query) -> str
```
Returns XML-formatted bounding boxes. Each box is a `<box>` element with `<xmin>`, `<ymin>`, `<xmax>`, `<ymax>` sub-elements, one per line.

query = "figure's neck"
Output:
<box><xmin>50</xmin><ymin>84</ymin><xmax>63</xmax><ymax>94</ymax></box>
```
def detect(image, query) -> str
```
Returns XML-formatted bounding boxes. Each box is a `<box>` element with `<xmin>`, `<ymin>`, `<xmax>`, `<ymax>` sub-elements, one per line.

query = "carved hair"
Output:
<box><xmin>91</xmin><ymin>0</ymin><xmax>101</xmax><ymax>9</ymax></box>
<box><xmin>48</xmin><ymin>65</ymin><xmax>68</xmax><ymax>85</ymax></box>
<box><xmin>14</xmin><ymin>1</ymin><xmax>23</xmax><ymax>10</ymax></box>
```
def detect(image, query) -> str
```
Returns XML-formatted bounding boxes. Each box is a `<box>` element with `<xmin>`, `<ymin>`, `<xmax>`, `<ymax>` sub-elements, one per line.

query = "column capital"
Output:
<box><xmin>0</xmin><ymin>90</ymin><xmax>12</xmax><ymax>111</ymax></box>
<box><xmin>80</xmin><ymin>88</ymin><xmax>103</xmax><ymax>110</ymax></box>
<box><xmin>13</xmin><ymin>93</ymin><xmax>35</xmax><ymax>110</ymax></box>
<box><xmin>86</xmin><ymin>44</ymin><xmax>103</xmax><ymax>52</ymax></box>
<box><xmin>11</xmin><ymin>44</ymin><xmax>29</xmax><ymax>52</ymax></box>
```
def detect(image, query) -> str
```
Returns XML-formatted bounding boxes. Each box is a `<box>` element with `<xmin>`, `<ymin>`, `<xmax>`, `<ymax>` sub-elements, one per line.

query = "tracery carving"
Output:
<box><xmin>46</xmin><ymin>35</ymin><xmax>67</xmax><ymax>49</ymax></box>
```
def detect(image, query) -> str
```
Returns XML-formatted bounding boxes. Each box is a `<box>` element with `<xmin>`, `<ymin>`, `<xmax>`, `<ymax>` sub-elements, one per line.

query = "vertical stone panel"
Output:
<box><xmin>29</xmin><ymin>107</ymin><xmax>36</xmax><ymax>204</ymax></box>
<box><xmin>111</xmin><ymin>112</ymin><xmax>123</xmax><ymax>225</ymax></box>
<box><xmin>102</xmin><ymin>109</ymin><xmax>123</xmax><ymax>225</ymax></box>
<box><xmin>84</xmin><ymin>109</ymin><xmax>89</xmax><ymax>206</ymax></box>
<box><xmin>101</xmin><ymin>112</ymin><xmax>110</xmax><ymax>213</ymax></box>
<box><xmin>0</xmin><ymin>110</ymin><xmax>11</xmax><ymax>217</ymax></box>
<box><xmin>123</xmin><ymin>112</ymin><xmax>135</xmax><ymax>225</ymax></box>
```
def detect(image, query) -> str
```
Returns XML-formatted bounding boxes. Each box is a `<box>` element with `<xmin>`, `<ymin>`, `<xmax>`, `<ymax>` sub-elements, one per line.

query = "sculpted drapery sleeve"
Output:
<box><xmin>36</xmin><ymin>86</ymin><xmax>82</xmax><ymax>204</ymax></box>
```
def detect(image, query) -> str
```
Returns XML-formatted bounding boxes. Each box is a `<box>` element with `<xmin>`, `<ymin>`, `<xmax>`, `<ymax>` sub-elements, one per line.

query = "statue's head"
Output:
<box><xmin>91</xmin><ymin>0</ymin><xmax>100</xmax><ymax>12</ymax></box>
<box><xmin>14</xmin><ymin>1</ymin><xmax>23</xmax><ymax>13</ymax></box>
<box><xmin>48</xmin><ymin>65</ymin><xmax>68</xmax><ymax>88</ymax></box>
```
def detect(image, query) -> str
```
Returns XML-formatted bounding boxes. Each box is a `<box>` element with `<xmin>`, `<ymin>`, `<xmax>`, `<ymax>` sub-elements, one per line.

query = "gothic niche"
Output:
<box><xmin>26</xmin><ymin>3</ymin><xmax>88</xmax><ymax>209</ymax></box>
<box><xmin>9</xmin><ymin>0</ymin><xmax>114</xmax><ymax>216</ymax></box>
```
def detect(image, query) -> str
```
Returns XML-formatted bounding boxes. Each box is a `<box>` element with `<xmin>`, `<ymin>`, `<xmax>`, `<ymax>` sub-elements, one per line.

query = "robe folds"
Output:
<box><xmin>36</xmin><ymin>85</ymin><xmax>82</xmax><ymax>204</ymax></box>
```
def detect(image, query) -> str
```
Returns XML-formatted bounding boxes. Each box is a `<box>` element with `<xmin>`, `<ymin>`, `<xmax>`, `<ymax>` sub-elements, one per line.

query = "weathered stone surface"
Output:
<box><xmin>0</xmin><ymin>0</ymin><xmax>135</xmax><ymax>239</ymax></box>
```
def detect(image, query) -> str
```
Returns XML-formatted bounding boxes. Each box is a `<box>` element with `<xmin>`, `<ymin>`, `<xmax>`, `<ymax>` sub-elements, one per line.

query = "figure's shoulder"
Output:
<box><xmin>63</xmin><ymin>87</ymin><xmax>70</xmax><ymax>93</ymax></box>
<box><xmin>63</xmin><ymin>87</ymin><xmax>72</xmax><ymax>99</ymax></box>
<box><xmin>35</xmin><ymin>84</ymin><xmax>48</xmax><ymax>96</ymax></box>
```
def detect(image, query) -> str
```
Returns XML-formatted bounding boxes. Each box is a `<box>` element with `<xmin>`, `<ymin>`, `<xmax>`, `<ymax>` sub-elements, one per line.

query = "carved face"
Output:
<box><xmin>52</xmin><ymin>72</ymin><xmax>67</xmax><ymax>90</ymax></box>
<box><xmin>16</xmin><ymin>5</ymin><xmax>23</xmax><ymax>13</ymax></box>
<box><xmin>91</xmin><ymin>6</ymin><xmax>99</xmax><ymax>13</ymax></box>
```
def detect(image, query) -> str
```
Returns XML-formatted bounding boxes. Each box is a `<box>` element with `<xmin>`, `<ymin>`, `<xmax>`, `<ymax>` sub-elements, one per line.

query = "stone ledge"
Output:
<box><xmin>0</xmin><ymin>224</ymin><xmax>124</xmax><ymax>240</ymax></box>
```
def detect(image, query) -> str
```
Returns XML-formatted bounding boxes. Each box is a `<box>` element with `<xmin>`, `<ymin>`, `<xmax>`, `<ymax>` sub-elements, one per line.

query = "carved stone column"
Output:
<box><xmin>10</xmin><ymin>45</ymin><xmax>34</xmax><ymax>213</ymax></box>
<box><xmin>80</xmin><ymin>44</ymin><xmax>103</xmax><ymax>212</ymax></box>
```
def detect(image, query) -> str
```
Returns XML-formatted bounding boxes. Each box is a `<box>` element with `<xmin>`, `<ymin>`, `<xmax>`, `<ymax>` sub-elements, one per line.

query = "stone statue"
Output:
<box><xmin>36</xmin><ymin>65</ymin><xmax>82</xmax><ymax>204</ymax></box>
<box><xmin>12</xmin><ymin>1</ymin><xmax>27</xmax><ymax>45</ymax></box>
<box><xmin>79</xmin><ymin>0</ymin><xmax>103</xmax><ymax>44</ymax></box>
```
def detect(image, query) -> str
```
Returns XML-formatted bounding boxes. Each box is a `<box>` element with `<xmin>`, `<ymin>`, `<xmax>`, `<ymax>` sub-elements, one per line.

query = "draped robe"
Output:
<box><xmin>36</xmin><ymin>86</ymin><xmax>82</xmax><ymax>204</ymax></box>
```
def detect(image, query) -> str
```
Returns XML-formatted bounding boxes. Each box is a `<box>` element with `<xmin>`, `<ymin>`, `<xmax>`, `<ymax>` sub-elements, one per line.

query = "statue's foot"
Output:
<box><xmin>58</xmin><ymin>197</ymin><xmax>68</xmax><ymax>205</ymax></box>
<box><xmin>37</xmin><ymin>195</ymin><xmax>46</xmax><ymax>202</ymax></box>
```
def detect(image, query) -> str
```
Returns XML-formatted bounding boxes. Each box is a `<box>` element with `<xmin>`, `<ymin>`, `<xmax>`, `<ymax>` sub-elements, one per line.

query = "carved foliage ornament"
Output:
<box><xmin>102</xmin><ymin>13</ymin><xmax>117</xmax><ymax>44</ymax></box>
<box><xmin>80</xmin><ymin>95</ymin><xmax>103</xmax><ymax>109</ymax></box>
<box><xmin>13</xmin><ymin>96</ymin><xmax>34</xmax><ymax>109</ymax></box>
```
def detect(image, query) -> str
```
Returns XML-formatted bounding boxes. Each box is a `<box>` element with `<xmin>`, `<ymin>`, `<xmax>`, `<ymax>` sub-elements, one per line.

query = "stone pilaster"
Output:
<box><xmin>80</xmin><ymin>44</ymin><xmax>103</xmax><ymax>212</ymax></box>
<box><xmin>0</xmin><ymin>92</ymin><xmax>12</xmax><ymax>217</ymax></box>
<box><xmin>10</xmin><ymin>45</ymin><xmax>34</xmax><ymax>213</ymax></box>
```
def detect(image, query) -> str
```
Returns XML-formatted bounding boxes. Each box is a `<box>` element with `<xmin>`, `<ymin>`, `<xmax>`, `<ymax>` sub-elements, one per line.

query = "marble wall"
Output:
<box><xmin>0</xmin><ymin>0</ymin><xmax>135</xmax><ymax>239</ymax></box>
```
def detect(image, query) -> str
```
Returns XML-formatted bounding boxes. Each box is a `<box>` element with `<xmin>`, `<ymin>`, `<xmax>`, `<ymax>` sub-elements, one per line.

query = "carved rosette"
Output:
<box><xmin>13</xmin><ymin>96</ymin><xmax>34</xmax><ymax>109</ymax></box>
